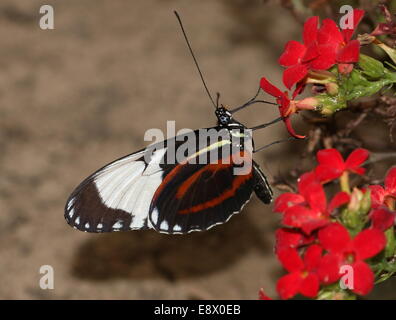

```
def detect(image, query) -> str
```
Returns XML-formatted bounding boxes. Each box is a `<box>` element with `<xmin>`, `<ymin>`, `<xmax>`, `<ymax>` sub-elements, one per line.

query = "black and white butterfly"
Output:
<box><xmin>64</xmin><ymin>11</ymin><xmax>281</xmax><ymax>235</ymax></box>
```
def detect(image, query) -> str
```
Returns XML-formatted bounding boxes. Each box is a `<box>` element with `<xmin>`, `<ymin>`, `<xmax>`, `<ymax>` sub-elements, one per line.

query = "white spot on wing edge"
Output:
<box><xmin>157</xmin><ymin>194</ymin><xmax>253</xmax><ymax>235</ymax></box>
<box><xmin>75</xmin><ymin>216</ymin><xmax>80</xmax><ymax>225</ymax></box>
<box><xmin>113</xmin><ymin>221</ymin><xmax>123</xmax><ymax>229</ymax></box>
<box><xmin>67</xmin><ymin>198</ymin><xmax>75</xmax><ymax>210</ymax></box>
<box><xmin>151</xmin><ymin>208</ymin><xmax>159</xmax><ymax>225</ymax></box>
<box><xmin>68</xmin><ymin>208</ymin><xmax>74</xmax><ymax>218</ymax></box>
<box><xmin>85</xmin><ymin>222</ymin><xmax>90</xmax><ymax>229</ymax></box>
<box><xmin>160</xmin><ymin>220</ymin><xmax>169</xmax><ymax>231</ymax></box>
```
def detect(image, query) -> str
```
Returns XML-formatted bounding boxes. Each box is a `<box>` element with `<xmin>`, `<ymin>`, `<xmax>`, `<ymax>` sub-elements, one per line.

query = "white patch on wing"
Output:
<box><xmin>173</xmin><ymin>224</ymin><xmax>181</xmax><ymax>232</ymax></box>
<box><xmin>143</xmin><ymin>148</ymin><xmax>167</xmax><ymax>176</ymax></box>
<box><xmin>94</xmin><ymin>148</ymin><xmax>166</xmax><ymax>230</ymax></box>
<box><xmin>75</xmin><ymin>216</ymin><xmax>80</xmax><ymax>225</ymax></box>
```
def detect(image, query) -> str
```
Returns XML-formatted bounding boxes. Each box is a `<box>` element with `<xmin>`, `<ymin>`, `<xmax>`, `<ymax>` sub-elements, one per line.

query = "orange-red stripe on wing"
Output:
<box><xmin>178</xmin><ymin>172</ymin><xmax>253</xmax><ymax>214</ymax></box>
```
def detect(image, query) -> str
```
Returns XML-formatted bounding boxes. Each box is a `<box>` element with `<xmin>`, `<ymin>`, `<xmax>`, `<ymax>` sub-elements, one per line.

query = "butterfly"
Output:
<box><xmin>64</xmin><ymin>11</ymin><xmax>281</xmax><ymax>235</ymax></box>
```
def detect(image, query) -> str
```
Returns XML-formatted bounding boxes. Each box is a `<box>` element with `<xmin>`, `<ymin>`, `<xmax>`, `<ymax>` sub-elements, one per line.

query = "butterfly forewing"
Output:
<box><xmin>64</xmin><ymin>148</ymin><xmax>165</xmax><ymax>232</ymax></box>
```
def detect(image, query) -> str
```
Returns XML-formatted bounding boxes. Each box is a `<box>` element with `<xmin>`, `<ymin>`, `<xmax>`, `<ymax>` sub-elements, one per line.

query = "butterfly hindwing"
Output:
<box><xmin>149</xmin><ymin>144</ymin><xmax>256</xmax><ymax>234</ymax></box>
<box><xmin>252</xmin><ymin>161</ymin><xmax>273</xmax><ymax>204</ymax></box>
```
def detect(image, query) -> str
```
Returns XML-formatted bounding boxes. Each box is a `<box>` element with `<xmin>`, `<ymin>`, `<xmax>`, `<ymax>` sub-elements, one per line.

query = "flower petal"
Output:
<box><xmin>351</xmin><ymin>261</ymin><xmax>374</xmax><ymax>296</ymax></box>
<box><xmin>368</xmin><ymin>185</ymin><xmax>386</xmax><ymax>208</ymax></box>
<box><xmin>304</xmin><ymin>244</ymin><xmax>323</xmax><ymax>270</ymax></box>
<box><xmin>303</xmin><ymin>16</ymin><xmax>319</xmax><ymax>46</ymax></box>
<box><xmin>370</xmin><ymin>207</ymin><xmax>395</xmax><ymax>231</ymax></box>
<box><xmin>328</xmin><ymin>191</ymin><xmax>350</xmax><ymax>213</ymax></box>
<box><xmin>302</xmin><ymin>43</ymin><xmax>319</xmax><ymax>63</ymax></box>
<box><xmin>282</xmin><ymin>64</ymin><xmax>308</xmax><ymax>90</ymax></box>
<box><xmin>318</xmin><ymin>222</ymin><xmax>350</xmax><ymax>253</ymax></box>
<box><xmin>385</xmin><ymin>166</ymin><xmax>396</xmax><ymax>194</ymax></box>
<box><xmin>277</xmin><ymin>272</ymin><xmax>303</xmax><ymax>300</ymax></box>
<box><xmin>300</xmin><ymin>273</ymin><xmax>320</xmax><ymax>298</ymax></box>
<box><xmin>345</xmin><ymin>148</ymin><xmax>369</xmax><ymax>173</ymax></box>
<box><xmin>279</xmin><ymin>40</ymin><xmax>307</xmax><ymax>67</ymax></box>
<box><xmin>277</xmin><ymin>247</ymin><xmax>304</xmax><ymax>272</ymax></box>
<box><xmin>304</xmin><ymin>181</ymin><xmax>327</xmax><ymax>213</ymax></box>
<box><xmin>274</xmin><ymin>193</ymin><xmax>305</xmax><ymax>213</ymax></box>
<box><xmin>318</xmin><ymin>253</ymin><xmax>342</xmax><ymax>284</ymax></box>
<box><xmin>341</xmin><ymin>9</ymin><xmax>365</xmax><ymax>42</ymax></box>
<box><xmin>315</xmin><ymin>165</ymin><xmax>342</xmax><ymax>183</ymax></box>
<box><xmin>283</xmin><ymin>116</ymin><xmax>305</xmax><ymax>139</ymax></box>
<box><xmin>283</xmin><ymin>205</ymin><xmax>329</xmax><ymax>235</ymax></box>
<box><xmin>337</xmin><ymin>40</ymin><xmax>360</xmax><ymax>63</ymax></box>
<box><xmin>353</xmin><ymin>228</ymin><xmax>386</xmax><ymax>260</ymax></box>
<box><xmin>317</xmin><ymin>148</ymin><xmax>344</xmax><ymax>168</ymax></box>
<box><xmin>260</xmin><ymin>77</ymin><xmax>284</xmax><ymax>98</ymax></box>
<box><xmin>309</xmin><ymin>44</ymin><xmax>337</xmax><ymax>70</ymax></box>
<box><xmin>318</xmin><ymin>19</ymin><xmax>344</xmax><ymax>46</ymax></box>
<box><xmin>275</xmin><ymin>228</ymin><xmax>314</xmax><ymax>252</ymax></box>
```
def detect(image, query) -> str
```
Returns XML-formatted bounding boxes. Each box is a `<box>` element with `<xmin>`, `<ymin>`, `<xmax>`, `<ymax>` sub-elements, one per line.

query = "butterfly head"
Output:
<box><xmin>215</xmin><ymin>106</ymin><xmax>233</xmax><ymax>126</ymax></box>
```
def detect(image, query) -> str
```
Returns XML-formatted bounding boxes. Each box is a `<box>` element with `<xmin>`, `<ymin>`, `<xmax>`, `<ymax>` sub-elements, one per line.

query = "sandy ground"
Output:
<box><xmin>0</xmin><ymin>0</ymin><xmax>394</xmax><ymax>299</ymax></box>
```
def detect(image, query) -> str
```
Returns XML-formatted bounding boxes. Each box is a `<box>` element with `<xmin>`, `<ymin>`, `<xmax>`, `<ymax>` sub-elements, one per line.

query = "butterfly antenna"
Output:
<box><xmin>253</xmin><ymin>137</ymin><xmax>300</xmax><ymax>153</ymax></box>
<box><xmin>249</xmin><ymin>116</ymin><xmax>283</xmax><ymax>131</ymax></box>
<box><xmin>174</xmin><ymin>11</ymin><xmax>217</xmax><ymax>109</ymax></box>
<box><xmin>230</xmin><ymin>86</ymin><xmax>277</xmax><ymax>114</ymax></box>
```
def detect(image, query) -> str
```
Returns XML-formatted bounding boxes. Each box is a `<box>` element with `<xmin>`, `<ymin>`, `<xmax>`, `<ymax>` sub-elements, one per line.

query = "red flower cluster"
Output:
<box><xmin>260</xmin><ymin>10</ymin><xmax>364</xmax><ymax>138</ymax></box>
<box><xmin>279</xmin><ymin>9</ymin><xmax>364</xmax><ymax>89</ymax></box>
<box><xmin>270</xmin><ymin>148</ymin><xmax>392</xmax><ymax>300</ymax></box>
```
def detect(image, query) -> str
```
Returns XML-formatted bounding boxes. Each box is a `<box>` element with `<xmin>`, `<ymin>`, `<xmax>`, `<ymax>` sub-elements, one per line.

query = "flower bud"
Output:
<box><xmin>316</xmin><ymin>94</ymin><xmax>346</xmax><ymax>116</ymax></box>
<box><xmin>347</xmin><ymin>188</ymin><xmax>363</xmax><ymax>212</ymax></box>
<box><xmin>358</xmin><ymin>54</ymin><xmax>385</xmax><ymax>79</ymax></box>
<box><xmin>306</xmin><ymin>70</ymin><xmax>336</xmax><ymax>84</ymax></box>
<box><xmin>325</xmin><ymin>82</ymin><xmax>339</xmax><ymax>96</ymax></box>
<box><xmin>295</xmin><ymin>97</ymin><xmax>320</xmax><ymax>111</ymax></box>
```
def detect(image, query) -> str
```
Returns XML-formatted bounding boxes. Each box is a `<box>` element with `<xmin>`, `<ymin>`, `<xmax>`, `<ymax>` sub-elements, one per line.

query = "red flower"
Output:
<box><xmin>369</xmin><ymin>166</ymin><xmax>396</xmax><ymax>209</ymax></box>
<box><xmin>317</xmin><ymin>9</ymin><xmax>364</xmax><ymax>74</ymax></box>
<box><xmin>260</xmin><ymin>77</ymin><xmax>317</xmax><ymax>138</ymax></box>
<box><xmin>275</xmin><ymin>228</ymin><xmax>314</xmax><ymax>252</ymax></box>
<box><xmin>315</xmin><ymin>148</ymin><xmax>369</xmax><ymax>183</ymax></box>
<box><xmin>284</xmin><ymin>190</ymin><xmax>349</xmax><ymax>235</ymax></box>
<box><xmin>274</xmin><ymin>171</ymin><xmax>318</xmax><ymax>214</ymax></box>
<box><xmin>318</xmin><ymin>223</ymin><xmax>386</xmax><ymax>295</ymax></box>
<box><xmin>276</xmin><ymin>245</ymin><xmax>323</xmax><ymax>299</ymax></box>
<box><xmin>276</xmin><ymin>171</ymin><xmax>350</xmax><ymax>234</ymax></box>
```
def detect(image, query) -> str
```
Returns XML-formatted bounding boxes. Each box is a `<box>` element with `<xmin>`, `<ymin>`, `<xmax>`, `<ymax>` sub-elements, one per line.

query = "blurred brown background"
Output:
<box><xmin>0</xmin><ymin>0</ymin><xmax>394</xmax><ymax>299</ymax></box>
